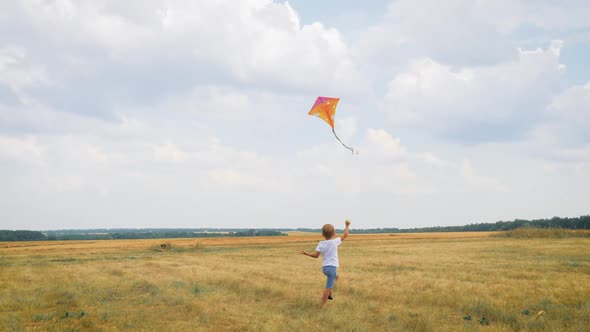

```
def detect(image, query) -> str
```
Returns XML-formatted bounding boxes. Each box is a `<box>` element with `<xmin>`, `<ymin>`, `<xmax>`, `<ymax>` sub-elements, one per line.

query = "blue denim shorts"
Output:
<box><xmin>322</xmin><ymin>266</ymin><xmax>338</xmax><ymax>289</ymax></box>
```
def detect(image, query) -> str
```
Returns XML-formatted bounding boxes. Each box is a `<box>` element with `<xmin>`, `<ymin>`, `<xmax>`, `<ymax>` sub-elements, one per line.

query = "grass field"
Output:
<box><xmin>1</xmin><ymin>231</ymin><xmax>589</xmax><ymax>331</ymax></box>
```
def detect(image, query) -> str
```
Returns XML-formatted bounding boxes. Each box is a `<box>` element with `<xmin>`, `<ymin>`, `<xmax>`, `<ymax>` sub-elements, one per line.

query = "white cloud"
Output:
<box><xmin>414</xmin><ymin>152</ymin><xmax>452</xmax><ymax>169</ymax></box>
<box><xmin>335</xmin><ymin>117</ymin><xmax>358</xmax><ymax>142</ymax></box>
<box><xmin>356</xmin><ymin>0</ymin><xmax>590</xmax><ymax>69</ymax></box>
<box><xmin>366</xmin><ymin>128</ymin><xmax>405</xmax><ymax>157</ymax></box>
<box><xmin>0</xmin><ymin>135</ymin><xmax>44</xmax><ymax>166</ymax></box>
<box><xmin>381</xmin><ymin>41</ymin><xmax>565</xmax><ymax>143</ymax></box>
<box><xmin>460</xmin><ymin>158</ymin><xmax>505</xmax><ymax>192</ymax></box>
<box><xmin>0</xmin><ymin>47</ymin><xmax>49</xmax><ymax>99</ymax></box>
<box><xmin>152</xmin><ymin>141</ymin><xmax>189</xmax><ymax>164</ymax></box>
<box><xmin>208</xmin><ymin>169</ymin><xmax>258</xmax><ymax>186</ymax></box>
<box><xmin>547</xmin><ymin>82</ymin><xmax>590</xmax><ymax>143</ymax></box>
<box><xmin>9</xmin><ymin>0</ymin><xmax>368</xmax><ymax>97</ymax></box>
<box><xmin>355</xmin><ymin>0</ymin><xmax>518</xmax><ymax>67</ymax></box>
<box><xmin>155</xmin><ymin>85</ymin><xmax>253</xmax><ymax>121</ymax></box>
<box><xmin>522</xmin><ymin>81</ymin><xmax>590</xmax><ymax>164</ymax></box>
<box><xmin>519</xmin><ymin>1</ymin><xmax>590</xmax><ymax>30</ymax></box>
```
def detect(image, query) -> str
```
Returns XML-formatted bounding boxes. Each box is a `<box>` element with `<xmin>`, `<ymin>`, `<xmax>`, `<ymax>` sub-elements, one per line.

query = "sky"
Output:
<box><xmin>0</xmin><ymin>0</ymin><xmax>589</xmax><ymax>231</ymax></box>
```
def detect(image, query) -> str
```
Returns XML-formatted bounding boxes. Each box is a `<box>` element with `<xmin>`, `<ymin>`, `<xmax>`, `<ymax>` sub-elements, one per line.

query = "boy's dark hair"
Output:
<box><xmin>322</xmin><ymin>224</ymin><xmax>335</xmax><ymax>239</ymax></box>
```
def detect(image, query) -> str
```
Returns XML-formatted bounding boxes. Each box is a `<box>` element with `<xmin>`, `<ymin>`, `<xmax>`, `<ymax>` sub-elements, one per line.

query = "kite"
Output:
<box><xmin>308</xmin><ymin>96</ymin><xmax>356</xmax><ymax>154</ymax></box>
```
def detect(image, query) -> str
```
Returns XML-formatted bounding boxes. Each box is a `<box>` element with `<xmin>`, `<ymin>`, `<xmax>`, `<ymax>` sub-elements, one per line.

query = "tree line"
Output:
<box><xmin>0</xmin><ymin>229</ymin><xmax>286</xmax><ymax>241</ymax></box>
<box><xmin>0</xmin><ymin>230</ymin><xmax>47</xmax><ymax>241</ymax></box>
<box><xmin>1</xmin><ymin>215</ymin><xmax>588</xmax><ymax>241</ymax></box>
<box><xmin>299</xmin><ymin>215</ymin><xmax>590</xmax><ymax>233</ymax></box>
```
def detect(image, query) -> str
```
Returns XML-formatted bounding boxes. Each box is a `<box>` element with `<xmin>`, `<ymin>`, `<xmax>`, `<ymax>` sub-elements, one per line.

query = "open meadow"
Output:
<box><xmin>1</xmin><ymin>231</ymin><xmax>589</xmax><ymax>331</ymax></box>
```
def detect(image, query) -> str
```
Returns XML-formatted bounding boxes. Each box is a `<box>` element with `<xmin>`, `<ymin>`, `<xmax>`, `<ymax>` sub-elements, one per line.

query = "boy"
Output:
<box><xmin>300</xmin><ymin>220</ymin><xmax>350</xmax><ymax>307</ymax></box>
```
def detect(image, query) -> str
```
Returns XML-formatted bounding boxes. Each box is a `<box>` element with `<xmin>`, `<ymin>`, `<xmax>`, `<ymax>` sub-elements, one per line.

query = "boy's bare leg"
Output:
<box><xmin>330</xmin><ymin>275</ymin><xmax>339</xmax><ymax>298</ymax></box>
<box><xmin>321</xmin><ymin>288</ymin><xmax>332</xmax><ymax>307</ymax></box>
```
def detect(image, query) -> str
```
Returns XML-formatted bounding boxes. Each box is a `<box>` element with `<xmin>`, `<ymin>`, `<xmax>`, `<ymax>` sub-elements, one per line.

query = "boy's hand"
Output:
<box><xmin>345</xmin><ymin>220</ymin><xmax>351</xmax><ymax>227</ymax></box>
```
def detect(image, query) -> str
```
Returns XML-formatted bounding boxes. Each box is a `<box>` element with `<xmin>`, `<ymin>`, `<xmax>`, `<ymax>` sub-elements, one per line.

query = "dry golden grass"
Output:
<box><xmin>1</xmin><ymin>232</ymin><xmax>589</xmax><ymax>331</ymax></box>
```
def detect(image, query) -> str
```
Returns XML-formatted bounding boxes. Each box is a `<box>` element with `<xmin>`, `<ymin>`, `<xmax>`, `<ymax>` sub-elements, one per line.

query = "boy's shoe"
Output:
<box><xmin>328</xmin><ymin>293</ymin><xmax>333</xmax><ymax>301</ymax></box>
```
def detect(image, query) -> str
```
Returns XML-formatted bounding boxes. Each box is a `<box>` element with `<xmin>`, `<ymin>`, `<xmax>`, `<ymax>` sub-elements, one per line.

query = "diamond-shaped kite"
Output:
<box><xmin>308</xmin><ymin>96</ymin><xmax>356</xmax><ymax>154</ymax></box>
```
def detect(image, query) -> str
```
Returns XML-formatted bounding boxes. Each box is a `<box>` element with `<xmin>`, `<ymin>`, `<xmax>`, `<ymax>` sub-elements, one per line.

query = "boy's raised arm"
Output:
<box><xmin>340</xmin><ymin>220</ymin><xmax>351</xmax><ymax>241</ymax></box>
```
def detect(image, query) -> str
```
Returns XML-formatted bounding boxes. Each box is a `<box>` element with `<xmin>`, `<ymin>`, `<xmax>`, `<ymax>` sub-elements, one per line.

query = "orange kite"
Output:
<box><xmin>308</xmin><ymin>96</ymin><xmax>356</xmax><ymax>154</ymax></box>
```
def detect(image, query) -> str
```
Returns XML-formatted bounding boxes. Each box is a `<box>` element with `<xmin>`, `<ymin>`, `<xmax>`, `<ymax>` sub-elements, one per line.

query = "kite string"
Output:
<box><xmin>332</xmin><ymin>127</ymin><xmax>356</xmax><ymax>154</ymax></box>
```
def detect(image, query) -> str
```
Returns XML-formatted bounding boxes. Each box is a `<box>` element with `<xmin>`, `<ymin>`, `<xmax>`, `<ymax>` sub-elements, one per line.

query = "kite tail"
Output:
<box><xmin>332</xmin><ymin>127</ymin><xmax>357</xmax><ymax>154</ymax></box>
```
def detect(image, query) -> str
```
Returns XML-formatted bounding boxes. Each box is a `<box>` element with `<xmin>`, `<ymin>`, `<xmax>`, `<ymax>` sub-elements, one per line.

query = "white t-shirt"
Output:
<box><xmin>315</xmin><ymin>237</ymin><xmax>342</xmax><ymax>267</ymax></box>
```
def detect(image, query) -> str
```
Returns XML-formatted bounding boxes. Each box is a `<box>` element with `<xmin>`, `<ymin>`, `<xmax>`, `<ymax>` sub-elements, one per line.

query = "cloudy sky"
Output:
<box><xmin>1</xmin><ymin>0</ymin><xmax>589</xmax><ymax>230</ymax></box>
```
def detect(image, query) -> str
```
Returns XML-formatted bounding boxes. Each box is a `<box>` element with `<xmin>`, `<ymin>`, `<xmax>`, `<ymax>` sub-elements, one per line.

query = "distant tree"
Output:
<box><xmin>0</xmin><ymin>230</ymin><xmax>47</xmax><ymax>241</ymax></box>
